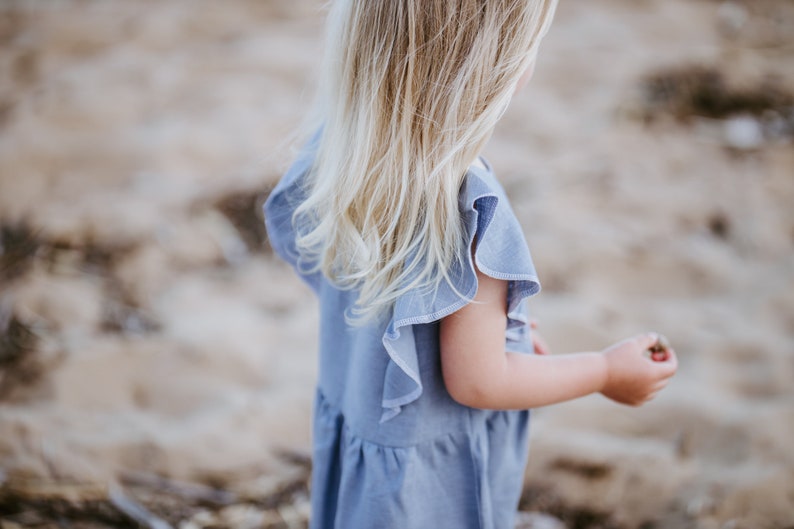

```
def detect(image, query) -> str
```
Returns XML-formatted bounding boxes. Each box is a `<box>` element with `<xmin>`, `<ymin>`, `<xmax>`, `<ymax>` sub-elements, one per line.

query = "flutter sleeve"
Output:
<box><xmin>263</xmin><ymin>134</ymin><xmax>321</xmax><ymax>292</ymax></box>
<box><xmin>379</xmin><ymin>161</ymin><xmax>542</xmax><ymax>422</ymax></box>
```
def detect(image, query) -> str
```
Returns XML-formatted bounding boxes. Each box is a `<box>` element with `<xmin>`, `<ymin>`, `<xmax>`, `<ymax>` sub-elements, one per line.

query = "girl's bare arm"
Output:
<box><xmin>439</xmin><ymin>266</ymin><xmax>678</xmax><ymax>410</ymax></box>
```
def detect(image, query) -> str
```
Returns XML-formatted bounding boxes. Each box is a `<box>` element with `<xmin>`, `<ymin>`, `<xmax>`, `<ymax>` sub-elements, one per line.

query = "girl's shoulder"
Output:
<box><xmin>462</xmin><ymin>156</ymin><xmax>512</xmax><ymax>205</ymax></box>
<box><xmin>390</xmin><ymin>153</ymin><xmax>540</xmax><ymax>328</ymax></box>
<box><xmin>381</xmin><ymin>156</ymin><xmax>541</xmax><ymax>421</ymax></box>
<box><xmin>459</xmin><ymin>156</ymin><xmax>522</xmax><ymax>250</ymax></box>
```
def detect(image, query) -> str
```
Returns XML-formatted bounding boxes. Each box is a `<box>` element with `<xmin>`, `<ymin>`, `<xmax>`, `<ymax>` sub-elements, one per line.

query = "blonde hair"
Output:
<box><xmin>294</xmin><ymin>0</ymin><xmax>557</xmax><ymax>323</ymax></box>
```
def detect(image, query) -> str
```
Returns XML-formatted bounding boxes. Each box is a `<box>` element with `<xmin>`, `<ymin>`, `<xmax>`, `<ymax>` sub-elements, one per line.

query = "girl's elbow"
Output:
<box><xmin>444</xmin><ymin>375</ymin><xmax>499</xmax><ymax>409</ymax></box>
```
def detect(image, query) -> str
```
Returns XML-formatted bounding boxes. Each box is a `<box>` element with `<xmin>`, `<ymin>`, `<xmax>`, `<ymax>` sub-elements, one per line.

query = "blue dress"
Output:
<box><xmin>264</xmin><ymin>138</ymin><xmax>541</xmax><ymax>529</ymax></box>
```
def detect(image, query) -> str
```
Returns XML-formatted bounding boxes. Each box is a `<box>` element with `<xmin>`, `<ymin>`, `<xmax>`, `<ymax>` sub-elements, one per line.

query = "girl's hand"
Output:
<box><xmin>530</xmin><ymin>319</ymin><xmax>551</xmax><ymax>356</ymax></box>
<box><xmin>599</xmin><ymin>333</ymin><xmax>678</xmax><ymax>406</ymax></box>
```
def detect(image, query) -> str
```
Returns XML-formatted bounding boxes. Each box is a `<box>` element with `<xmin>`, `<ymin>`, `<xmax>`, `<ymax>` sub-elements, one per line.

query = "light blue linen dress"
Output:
<box><xmin>264</xmin><ymin>137</ymin><xmax>541</xmax><ymax>529</ymax></box>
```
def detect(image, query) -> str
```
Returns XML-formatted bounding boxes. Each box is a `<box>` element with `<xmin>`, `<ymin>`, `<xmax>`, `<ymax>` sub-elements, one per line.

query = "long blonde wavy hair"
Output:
<box><xmin>294</xmin><ymin>0</ymin><xmax>557</xmax><ymax>323</ymax></box>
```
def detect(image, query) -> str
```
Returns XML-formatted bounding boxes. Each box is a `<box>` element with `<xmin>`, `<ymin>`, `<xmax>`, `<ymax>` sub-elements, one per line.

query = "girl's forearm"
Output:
<box><xmin>448</xmin><ymin>351</ymin><xmax>608</xmax><ymax>410</ymax></box>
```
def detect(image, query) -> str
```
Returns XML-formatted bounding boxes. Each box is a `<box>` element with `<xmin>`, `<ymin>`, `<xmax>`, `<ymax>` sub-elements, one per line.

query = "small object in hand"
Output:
<box><xmin>648</xmin><ymin>334</ymin><xmax>671</xmax><ymax>362</ymax></box>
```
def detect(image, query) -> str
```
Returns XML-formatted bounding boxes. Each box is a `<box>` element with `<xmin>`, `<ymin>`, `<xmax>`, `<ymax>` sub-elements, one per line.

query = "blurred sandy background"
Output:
<box><xmin>0</xmin><ymin>1</ymin><xmax>792</xmax><ymax>528</ymax></box>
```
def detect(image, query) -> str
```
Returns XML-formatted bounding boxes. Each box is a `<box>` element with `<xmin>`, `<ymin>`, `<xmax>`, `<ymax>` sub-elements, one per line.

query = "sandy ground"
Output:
<box><xmin>1</xmin><ymin>1</ymin><xmax>793</xmax><ymax>528</ymax></box>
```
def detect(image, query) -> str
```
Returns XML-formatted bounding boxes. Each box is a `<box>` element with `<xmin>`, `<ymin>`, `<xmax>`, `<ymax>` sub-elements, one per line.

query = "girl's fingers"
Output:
<box><xmin>532</xmin><ymin>333</ymin><xmax>551</xmax><ymax>356</ymax></box>
<box><xmin>651</xmin><ymin>351</ymin><xmax>668</xmax><ymax>362</ymax></box>
<box><xmin>657</xmin><ymin>348</ymin><xmax>678</xmax><ymax>376</ymax></box>
<box><xmin>644</xmin><ymin>335</ymin><xmax>678</xmax><ymax>380</ymax></box>
<box><xmin>643</xmin><ymin>388</ymin><xmax>663</xmax><ymax>403</ymax></box>
<box><xmin>634</xmin><ymin>332</ymin><xmax>660</xmax><ymax>352</ymax></box>
<box><xmin>529</xmin><ymin>321</ymin><xmax>551</xmax><ymax>355</ymax></box>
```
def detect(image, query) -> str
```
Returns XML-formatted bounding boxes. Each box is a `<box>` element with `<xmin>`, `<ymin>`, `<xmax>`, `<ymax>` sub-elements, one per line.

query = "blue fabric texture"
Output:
<box><xmin>264</xmin><ymin>138</ymin><xmax>541</xmax><ymax>529</ymax></box>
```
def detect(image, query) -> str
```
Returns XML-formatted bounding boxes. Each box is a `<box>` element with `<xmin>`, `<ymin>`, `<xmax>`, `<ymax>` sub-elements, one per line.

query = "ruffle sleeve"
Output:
<box><xmin>263</xmin><ymin>133</ymin><xmax>322</xmax><ymax>292</ymax></box>
<box><xmin>380</xmin><ymin>161</ymin><xmax>541</xmax><ymax>422</ymax></box>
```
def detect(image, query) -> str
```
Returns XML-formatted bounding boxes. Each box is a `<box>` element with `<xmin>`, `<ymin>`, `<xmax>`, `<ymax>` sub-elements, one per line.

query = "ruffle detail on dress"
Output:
<box><xmin>380</xmin><ymin>161</ymin><xmax>541</xmax><ymax>423</ymax></box>
<box><xmin>263</xmin><ymin>133</ymin><xmax>322</xmax><ymax>292</ymax></box>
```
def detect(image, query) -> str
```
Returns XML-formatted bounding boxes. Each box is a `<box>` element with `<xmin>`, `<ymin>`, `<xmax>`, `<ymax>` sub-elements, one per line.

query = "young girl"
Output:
<box><xmin>264</xmin><ymin>1</ymin><xmax>678</xmax><ymax>528</ymax></box>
